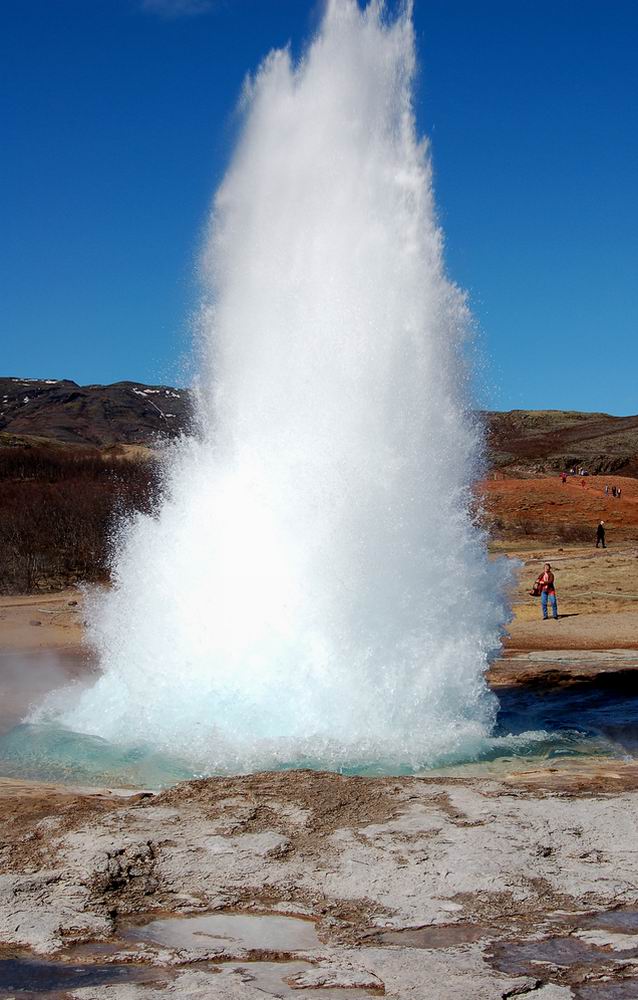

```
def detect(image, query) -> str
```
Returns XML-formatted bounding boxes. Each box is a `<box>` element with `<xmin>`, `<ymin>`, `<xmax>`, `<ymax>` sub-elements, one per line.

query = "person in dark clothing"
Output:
<box><xmin>596</xmin><ymin>521</ymin><xmax>606</xmax><ymax>548</ymax></box>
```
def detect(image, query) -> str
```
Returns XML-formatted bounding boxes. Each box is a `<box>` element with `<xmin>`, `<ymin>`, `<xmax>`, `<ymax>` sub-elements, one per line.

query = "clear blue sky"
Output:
<box><xmin>2</xmin><ymin>0</ymin><xmax>636</xmax><ymax>413</ymax></box>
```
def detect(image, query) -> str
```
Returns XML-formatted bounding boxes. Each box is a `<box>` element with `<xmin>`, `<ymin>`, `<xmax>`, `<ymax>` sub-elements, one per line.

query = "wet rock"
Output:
<box><xmin>501</xmin><ymin>980</ymin><xmax>542</xmax><ymax>998</ymax></box>
<box><xmin>2</xmin><ymin>770</ymin><xmax>638</xmax><ymax>996</ymax></box>
<box><xmin>287</xmin><ymin>963</ymin><xmax>384</xmax><ymax>989</ymax></box>
<box><xmin>91</xmin><ymin>841</ymin><xmax>158</xmax><ymax>897</ymax></box>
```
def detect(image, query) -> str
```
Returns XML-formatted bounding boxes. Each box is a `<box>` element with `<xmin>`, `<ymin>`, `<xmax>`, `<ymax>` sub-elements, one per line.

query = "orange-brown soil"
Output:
<box><xmin>481</xmin><ymin>473</ymin><xmax>638</xmax><ymax>542</ymax></box>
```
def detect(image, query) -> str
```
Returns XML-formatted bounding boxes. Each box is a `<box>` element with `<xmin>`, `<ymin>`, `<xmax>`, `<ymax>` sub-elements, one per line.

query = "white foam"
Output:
<box><xmin>57</xmin><ymin>0</ymin><xmax>510</xmax><ymax>772</ymax></box>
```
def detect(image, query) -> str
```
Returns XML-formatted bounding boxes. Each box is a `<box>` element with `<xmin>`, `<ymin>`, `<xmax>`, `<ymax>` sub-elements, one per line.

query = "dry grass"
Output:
<box><xmin>0</xmin><ymin>445</ymin><xmax>162</xmax><ymax>593</ymax></box>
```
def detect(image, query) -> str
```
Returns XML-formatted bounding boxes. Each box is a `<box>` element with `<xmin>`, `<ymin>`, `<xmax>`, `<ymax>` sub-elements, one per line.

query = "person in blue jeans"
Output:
<box><xmin>536</xmin><ymin>563</ymin><xmax>558</xmax><ymax>620</ymax></box>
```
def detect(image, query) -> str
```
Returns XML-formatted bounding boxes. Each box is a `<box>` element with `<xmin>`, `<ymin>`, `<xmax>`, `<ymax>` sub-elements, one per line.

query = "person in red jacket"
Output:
<box><xmin>537</xmin><ymin>563</ymin><xmax>558</xmax><ymax>620</ymax></box>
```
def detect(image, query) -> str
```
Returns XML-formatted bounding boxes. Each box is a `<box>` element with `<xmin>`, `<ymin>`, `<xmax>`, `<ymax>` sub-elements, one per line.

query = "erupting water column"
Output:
<box><xmin>60</xmin><ymin>0</ymin><xmax>508</xmax><ymax>772</ymax></box>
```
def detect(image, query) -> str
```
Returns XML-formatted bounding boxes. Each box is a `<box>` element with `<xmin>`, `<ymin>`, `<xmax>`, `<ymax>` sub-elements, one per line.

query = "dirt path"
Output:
<box><xmin>0</xmin><ymin>588</ymin><xmax>86</xmax><ymax>653</ymax></box>
<box><xmin>490</xmin><ymin>542</ymin><xmax>638</xmax><ymax>650</ymax></box>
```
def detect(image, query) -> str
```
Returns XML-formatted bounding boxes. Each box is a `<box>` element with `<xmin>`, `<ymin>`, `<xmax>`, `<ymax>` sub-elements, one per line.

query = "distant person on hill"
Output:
<box><xmin>618</xmin><ymin>486</ymin><xmax>622</xmax><ymax>499</ymax></box>
<box><xmin>596</xmin><ymin>521</ymin><xmax>606</xmax><ymax>549</ymax></box>
<box><xmin>605</xmin><ymin>484</ymin><xmax>609</xmax><ymax>496</ymax></box>
<box><xmin>612</xmin><ymin>485</ymin><xmax>617</xmax><ymax>498</ymax></box>
<box><xmin>536</xmin><ymin>563</ymin><xmax>558</xmax><ymax>620</ymax></box>
<box><xmin>560</xmin><ymin>472</ymin><xmax>567</xmax><ymax>484</ymax></box>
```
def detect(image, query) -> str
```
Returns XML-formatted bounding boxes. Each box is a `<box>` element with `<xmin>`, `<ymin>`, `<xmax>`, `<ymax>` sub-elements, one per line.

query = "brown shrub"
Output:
<box><xmin>0</xmin><ymin>446</ymin><xmax>162</xmax><ymax>593</ymax></box>
<box><xmin>554</xmin><ymin>521</ymin><xmax>596</xmax><ymax>543</ymax></box>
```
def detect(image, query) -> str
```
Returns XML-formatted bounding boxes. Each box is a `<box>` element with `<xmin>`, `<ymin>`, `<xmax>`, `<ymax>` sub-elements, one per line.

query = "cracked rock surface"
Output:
<box><xmin>1</xmin><ymin>767</ymin><xmax>638</xmax><ymax>998</ymax></box>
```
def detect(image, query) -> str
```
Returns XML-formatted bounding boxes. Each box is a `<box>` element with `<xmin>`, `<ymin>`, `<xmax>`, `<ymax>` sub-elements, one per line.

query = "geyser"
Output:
<box><xmin>55</xmin><ymin>0</ymin><xmax>509</xmax><ymax>772</ymax></box>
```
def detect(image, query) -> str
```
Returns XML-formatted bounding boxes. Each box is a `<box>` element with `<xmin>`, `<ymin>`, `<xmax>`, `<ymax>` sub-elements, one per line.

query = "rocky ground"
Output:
<box><xmin>2</xmin><ymin>766</ymin><xmax>638</xmax><ymax>998</ymax></box>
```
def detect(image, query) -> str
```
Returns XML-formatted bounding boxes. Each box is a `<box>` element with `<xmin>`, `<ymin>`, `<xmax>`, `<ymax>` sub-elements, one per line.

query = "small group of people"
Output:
<box><xmin>560</xmin><ymin>470</ymin><xmax>590</xmax><ymax>488</ymax></box>
<box><xmin>560</xmin><ymin>469</ymin><xmax>622</xmax><ymax>497</ymax></box>
<box><xmin>560</xmin><ymin>469</ymin><xmax>622</xmax><ymax>499</ymax></box>
<box><xmin>561</xmin><ymin>468</ymin><xmax>589</xmax><ymax>481</ymax></box>
<box><xmin>604</xmin><ymin>484</ymin><xmax>622</xmax><ymax>498</ymax></box>
<box><xmin>559</xmin><ymin>473</ymin><xmax>624</xmax><ymax>499</ymax></box>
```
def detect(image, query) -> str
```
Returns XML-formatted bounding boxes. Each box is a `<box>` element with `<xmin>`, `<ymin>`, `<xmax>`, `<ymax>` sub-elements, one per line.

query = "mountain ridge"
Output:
<box><xmin>2</xmin><ymin>377</ymin><xmax>637</xmax><ymax>477</ymax></box>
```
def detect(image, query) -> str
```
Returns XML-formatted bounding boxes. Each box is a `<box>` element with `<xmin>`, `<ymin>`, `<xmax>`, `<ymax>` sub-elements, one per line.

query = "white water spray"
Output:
<box><xmin>58</xmin><ymin>0</ymin><xmax>509</xmax><ymax>772</ymax></box>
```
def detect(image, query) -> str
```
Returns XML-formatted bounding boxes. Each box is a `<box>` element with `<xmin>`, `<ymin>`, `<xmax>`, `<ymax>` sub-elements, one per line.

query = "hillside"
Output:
<box><xmin>0</xmin><ymin>377</ymin><xmax>192</xmax><ymax>447</ymax></box>
<box><xmin>485</xmin><ymin>409</ymin><xmax>638</xmax><ymax>477</ymax></box>
<box><xmin>2</xmin><ymin>379</ymin><xmax>637</xmax><ymax>477</ymax></box>
<box><xmin>482</xmin><ymin>474</ymin><xmax>638</xmax><ymax>543</ymax></box>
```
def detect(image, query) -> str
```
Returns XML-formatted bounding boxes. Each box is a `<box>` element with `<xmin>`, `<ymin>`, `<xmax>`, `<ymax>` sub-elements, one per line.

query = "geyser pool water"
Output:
<box><xmin>31</xmin><ymin>0</ymin><xmax>515</xmax><ymax>777</ymax></box>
